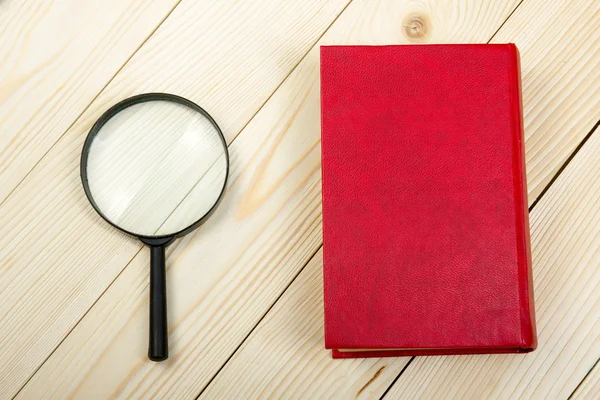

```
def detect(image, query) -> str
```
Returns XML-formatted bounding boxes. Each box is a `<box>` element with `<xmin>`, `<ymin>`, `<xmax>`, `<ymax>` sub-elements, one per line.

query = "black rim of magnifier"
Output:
<box><xmin>80</xmin><ymin>92</ymin><xmax>230</xmax><ymax>242</ymax></box>
<box><xmin>80</xmin><ymin>93</ymin><xmax>229</xmax><ymax>362</ymax></box>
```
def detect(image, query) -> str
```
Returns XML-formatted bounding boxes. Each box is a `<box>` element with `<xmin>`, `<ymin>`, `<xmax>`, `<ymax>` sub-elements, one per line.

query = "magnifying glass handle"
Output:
<box><xmin>148</xmin><ymin>241</ymin><xmax>170</xmax><ymax>361</ymax></box>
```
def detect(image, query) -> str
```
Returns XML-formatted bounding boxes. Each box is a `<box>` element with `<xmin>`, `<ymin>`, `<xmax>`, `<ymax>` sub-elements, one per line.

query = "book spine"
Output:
<box><xmin>508</xmin><ymin>43</ymin><xmax>537</xmax><ymax>351</ymax></box>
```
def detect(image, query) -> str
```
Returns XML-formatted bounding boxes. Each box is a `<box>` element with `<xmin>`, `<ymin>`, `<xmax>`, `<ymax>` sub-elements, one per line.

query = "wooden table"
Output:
<box><xmin>1</xmin><ymin>1</ymin><xmax>598</xmax><ymax>398</ymax></box>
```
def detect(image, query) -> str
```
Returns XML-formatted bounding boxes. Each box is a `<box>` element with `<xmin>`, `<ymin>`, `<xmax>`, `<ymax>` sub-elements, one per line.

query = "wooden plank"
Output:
<box><xmin>14</xmin><ymin>1</ymin><xmax>522</xmax><ymax>398</ymax></box>
<box><xmin>0</xmin><ymin>0</ymin><xmax>181</xmax><ymax>203</ymax></box>
<box><xmin>383</xmin><ymin>129</ymin><xmax>600</xmax><ymax>399</ymax></box>
<box><xmin>490</xmin><ymin>0</ymin><xmax>600</xmax><ymax>200</ymax></box>
<box><xmin>572</xmin><ymin>361</ymin><xmax>600</xmax><ymax>399</ymax></box>
<box><xmin>201</xmin><ymin>249</ymin><xmax>410</xmax><ymax>399</ymax></box>
<box><xmin>0</xmin><ymin>1</ymin><xmax>350</xmax><ymax>398</ymax></box>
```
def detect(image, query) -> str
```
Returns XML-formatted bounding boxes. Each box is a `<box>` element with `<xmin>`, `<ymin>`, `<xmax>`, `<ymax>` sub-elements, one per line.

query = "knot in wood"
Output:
<box><xmin>402</xmin><ymin>13</ymin><xmax>430</xmax><ymax>41</ymax></box>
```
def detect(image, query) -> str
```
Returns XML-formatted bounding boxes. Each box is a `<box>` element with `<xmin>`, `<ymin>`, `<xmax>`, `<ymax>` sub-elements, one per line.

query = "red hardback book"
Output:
<box><xmin>321</xmin><ymin>44</ymin><xmax>536</xmax><ymax>358</ymax></box>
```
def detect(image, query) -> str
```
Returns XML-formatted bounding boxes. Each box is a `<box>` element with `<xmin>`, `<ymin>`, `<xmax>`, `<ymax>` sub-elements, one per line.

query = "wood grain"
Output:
<box><xmin>490</xmin><ymin>0</ymin><xmax>600</xmax><ymax>200</ymax></box>
<box><xmin>383</xmin><ymin>128</ymin><xmax>600</xmax><ymax>399</ymax></box>
<box><xmin>201</xmin><ymin>249</ymin><xmax>410</xmax><ymax>399</ymax></box>
<box><xmin>3</xmin><ymin>0</ymin><xmax>598</xmax><ymax>398</ymax></box>
<box><xmin>0</xmin><ymin>1</ymin><xmax>350</xmax><ymax>398</ymax></box>
<box><xmin>572</xmin><ymin>362</ymin><xmax>600</xmax><ymax>399</ymax></box>
<box><xmin>0</xmin><ymin>0</ymin><xmax>181</xmax><ymax>203</ymax></box>
<box><xmin>14</xmin><ymin>0</ymin><xmax>523</xmax><ymax>398</ymax></box>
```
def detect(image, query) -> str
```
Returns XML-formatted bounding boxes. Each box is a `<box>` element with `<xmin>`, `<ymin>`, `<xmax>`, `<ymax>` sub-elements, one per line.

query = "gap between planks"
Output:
<box><xmin>570</xmin><ymin>357</ymin><xmax>600</xmax><ymax>399</ymax></box>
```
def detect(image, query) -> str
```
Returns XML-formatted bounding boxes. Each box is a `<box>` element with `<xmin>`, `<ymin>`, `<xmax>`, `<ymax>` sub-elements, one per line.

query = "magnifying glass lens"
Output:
<box><xmin>85</xmin><ymin>100</ymin><xmax>227</xmax><ymax>237</ymax></box>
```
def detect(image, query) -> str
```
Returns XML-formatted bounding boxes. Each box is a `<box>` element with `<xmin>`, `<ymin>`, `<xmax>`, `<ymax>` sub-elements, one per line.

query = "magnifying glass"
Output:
<box><xmin>80</xmin><ymin>93</ymin><xmax>229</xmax><ymax>361</ymax></box>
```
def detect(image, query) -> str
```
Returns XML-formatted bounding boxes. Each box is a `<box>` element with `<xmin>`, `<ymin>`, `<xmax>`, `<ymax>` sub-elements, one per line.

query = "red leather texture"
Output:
<box><xmin>320</xmin><ymin>44</ymin><xmax>536</xmax><ymax>358</ymax></box>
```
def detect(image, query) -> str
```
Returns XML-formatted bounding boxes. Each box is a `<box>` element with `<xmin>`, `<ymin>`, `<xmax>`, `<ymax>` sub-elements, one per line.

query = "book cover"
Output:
<box><xmin>320</xmin><ymin>44</ymin><xmax>536</xmax><ymax>358</ymax></box>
